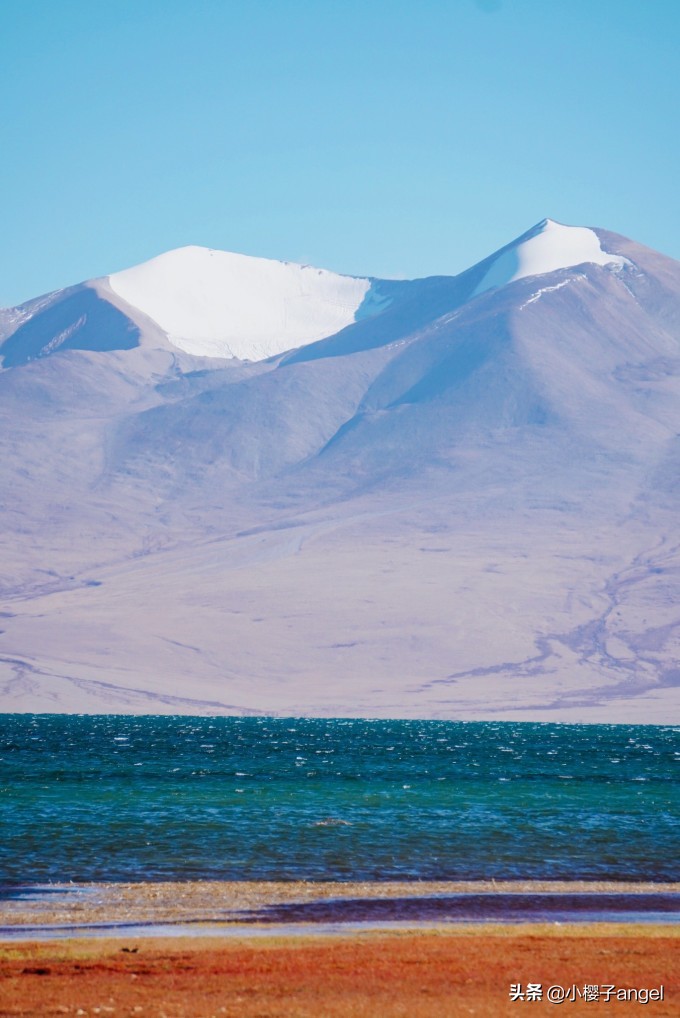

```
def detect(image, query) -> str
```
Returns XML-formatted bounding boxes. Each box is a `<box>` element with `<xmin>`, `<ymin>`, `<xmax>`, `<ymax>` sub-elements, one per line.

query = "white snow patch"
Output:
<box><xmin>518</xmin><ymin>276</ymin><xmax>584</xmax><ymax>310</ymax></box>
<box><xmin>474</xmin><ymin>219</ymin><xmax>630</xmax><ymax>297</ymax></box>
<box><xmin>108</xmin><ymin>246</ymin><xmax>371</xmax><ymax>360</ymax></box>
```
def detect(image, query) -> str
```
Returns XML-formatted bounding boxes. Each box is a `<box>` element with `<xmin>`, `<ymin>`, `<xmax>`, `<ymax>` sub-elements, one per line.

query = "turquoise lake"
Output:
<box><xmin>0</xmin><ymin>715</ymin><xmax>677</xmax><ymax>883</ymax></box>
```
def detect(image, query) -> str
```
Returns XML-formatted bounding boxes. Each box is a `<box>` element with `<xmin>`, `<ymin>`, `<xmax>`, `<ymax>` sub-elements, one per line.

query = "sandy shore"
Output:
<box><xmin>2</xmin><ymin>880</ymin><xmax>679</xmax><ymax>930</ymax></box>
<box><xmin>0</xmin><ymin>925</ymin><xmax>677</xmax><ymax>1017</ymax></box>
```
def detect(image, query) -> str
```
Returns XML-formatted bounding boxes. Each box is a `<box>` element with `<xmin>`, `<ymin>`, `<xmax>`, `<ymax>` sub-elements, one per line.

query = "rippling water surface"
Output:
<box><xmin>0</xmin><ymin>715</ymin><xmax>677</xmax><ymax>882</ymax></box>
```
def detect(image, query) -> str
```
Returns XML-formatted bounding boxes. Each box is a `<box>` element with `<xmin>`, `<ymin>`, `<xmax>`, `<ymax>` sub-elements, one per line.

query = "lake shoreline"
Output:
<box><xmin>2</xmin><ymin>879</ymin><xmax>679</xmax><ymax>937</ymax></box>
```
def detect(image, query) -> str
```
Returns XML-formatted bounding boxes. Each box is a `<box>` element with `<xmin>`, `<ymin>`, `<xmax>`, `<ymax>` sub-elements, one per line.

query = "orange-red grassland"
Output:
<box><xmin>0</xmin><ymin>925</ymin><xmax>677</xmax><ymax>1018</ymax></box>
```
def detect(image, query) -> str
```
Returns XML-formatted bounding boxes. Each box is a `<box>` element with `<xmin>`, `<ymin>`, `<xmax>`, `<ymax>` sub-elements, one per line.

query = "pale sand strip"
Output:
<box><xmin>2</xmin><ymin>880</ymin><xmax>679</xmax><ymax>928</ymax></box>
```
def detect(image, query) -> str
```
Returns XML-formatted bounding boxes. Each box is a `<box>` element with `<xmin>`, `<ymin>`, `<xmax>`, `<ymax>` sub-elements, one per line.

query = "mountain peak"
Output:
<box><xmin>107</xmin><ymin>246</ymin><xmax>371</xmax><ymax>360</ymax></box>
<box><xmin>473</xmin><ymin>218</ymin><xmax>631</xmax><ymax>297</ymax></box>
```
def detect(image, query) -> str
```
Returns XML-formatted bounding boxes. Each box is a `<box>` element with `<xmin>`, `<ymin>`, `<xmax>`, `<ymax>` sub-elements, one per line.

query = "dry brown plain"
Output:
<box><xmin>0</xmin><ymin>925</ymin><xmax>677</xmax><ymax>1018</ymax></box>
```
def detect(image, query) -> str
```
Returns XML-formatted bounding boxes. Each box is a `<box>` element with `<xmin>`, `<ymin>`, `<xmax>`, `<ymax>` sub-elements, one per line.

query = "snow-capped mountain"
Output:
<box><xmin>0</xmin><ymin>245</ymin><xmax>394</xmax><ymax>366</ymax></box>
<box><xmin>108</xmin><ymin>247</ymin><xmax>380</xmax><ymax>360</ymax></box>
<box><xmin>0</xmin><ymin>218</ymin><xmax>633</xmax><ymax>367</ymax></box>
<box><xmin>1</xmin><ymin>219</ymin><xmax>679</xmax><ymax>722</ymax></box>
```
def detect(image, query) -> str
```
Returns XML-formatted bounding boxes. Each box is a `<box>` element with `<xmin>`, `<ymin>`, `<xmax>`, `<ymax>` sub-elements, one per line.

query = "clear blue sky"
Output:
<box><xmin>1</xmin><ymin>0</ymin><xmax>679</xmax><ymax>306</ymax></box>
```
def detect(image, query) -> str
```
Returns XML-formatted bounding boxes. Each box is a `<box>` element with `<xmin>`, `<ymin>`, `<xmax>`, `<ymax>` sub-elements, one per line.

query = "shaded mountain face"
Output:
<box><xmin>1</xmin><ymin>220</ymin><xmax>679</xmax><ymax>723</ymax></box>
<box><xmin>1</xmin><ymin>285</ymin><xmax>141</xmax><ymax>367</ymax></box>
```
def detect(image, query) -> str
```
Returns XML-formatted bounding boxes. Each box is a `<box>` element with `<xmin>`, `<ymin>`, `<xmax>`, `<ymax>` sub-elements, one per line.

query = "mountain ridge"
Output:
<box><xmin>0</xmin><ymin>218</ymin><xmax>642</xmax><ymax>368</ymax></box>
